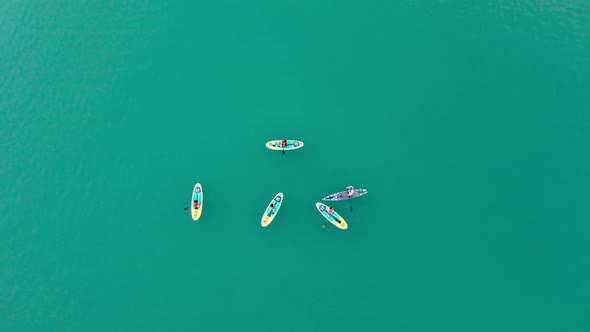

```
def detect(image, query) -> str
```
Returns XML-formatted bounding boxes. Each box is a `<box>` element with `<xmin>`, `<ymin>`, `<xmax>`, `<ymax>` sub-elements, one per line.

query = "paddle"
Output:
<box><xmin>346</xmin><ymin>189</ymin><xmax>355</xmax><ymax>211</ymax></box>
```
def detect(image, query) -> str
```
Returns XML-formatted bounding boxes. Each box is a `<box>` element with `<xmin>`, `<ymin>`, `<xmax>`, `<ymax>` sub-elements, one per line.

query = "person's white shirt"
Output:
<box><xmin>347</xmin><ymin>186</ymin><xmax>354</xmax><ymax>197</ymax></box>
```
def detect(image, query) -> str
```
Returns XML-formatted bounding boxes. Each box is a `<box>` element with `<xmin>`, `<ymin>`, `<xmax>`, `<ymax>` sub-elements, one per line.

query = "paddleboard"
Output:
<box><xmin>322</xmin><ymin>188</ymin><xmax>368</xmax><ymax>201</ymax></box>
<box><xmin>190</xmin><ymin>183</ymin><xmax>203</xmax><ymax>221</ymax></box>
<box><xmin>261</xmin><ymin>192</ymin><xmax>284</xmax><ymax>227</ymax></box>
<box><xmin>316</xmin><ymin>202</ymin><xmax>348</xmax><ymax>229</ymax></box>
<box><xmin>265</xmin><ymin>139</ymin><xmax>304</xmax><ymax>151</ymax></box>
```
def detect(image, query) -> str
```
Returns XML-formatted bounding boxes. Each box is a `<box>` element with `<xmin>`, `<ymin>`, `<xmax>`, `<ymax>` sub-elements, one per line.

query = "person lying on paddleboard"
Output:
<box><xmin>267</xmin><ymin>203</ymin><xmax>275</xmax><ymax>217</ymax></box>
<box><xmin>327</xmin><ymin>206</ymin><xmax>342</xmax><ymax>223</ymax></box>
<box><xmin>347</xmin><ymin>186</ymin><xmax>355</xmax><ymax>198</ymax></box>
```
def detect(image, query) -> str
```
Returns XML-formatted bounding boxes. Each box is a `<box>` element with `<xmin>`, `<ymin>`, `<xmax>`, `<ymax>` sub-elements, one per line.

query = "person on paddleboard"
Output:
<box><xmin>193</xmin><ymin>200</ymin><xmax>200</xmax><ymax>209</ymax></box>
<box><xmin>346</xmin><ymin>186</ymin><xmax>355</xmax><ymax>198</ymax></box>
<box><xmin>280</xmin><ymin>139</ymin><xmax>288</xmax><ymax>147</ymax></box>
<box><xmin>267</xmin><ymin>203</ymin><xmax>275</xmax><ymax>217</ymax></box>
<box><xmin>327</xmin><ymin>206</ymin><xmax>341</xmax><ymax>223</ymax></box>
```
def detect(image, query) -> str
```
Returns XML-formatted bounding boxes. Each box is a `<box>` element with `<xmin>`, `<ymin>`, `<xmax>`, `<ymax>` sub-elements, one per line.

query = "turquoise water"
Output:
<box><xmin>2</xmin><ymin>1</ymin><xmax>590</xmax><ymax>331</ymax></box>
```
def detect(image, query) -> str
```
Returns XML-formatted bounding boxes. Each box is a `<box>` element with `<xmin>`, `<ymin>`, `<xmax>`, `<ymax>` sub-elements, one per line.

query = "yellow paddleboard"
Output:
<box><xmin>265</xmin><ymin>139</ymin><xmax>304</xmax><ymax>151</ymax></box>
<box><xmin>261</xmin><ymin>193</ymin><xmax>284</xmax><ymax>227</ymax></box>
<box><xmin>191</xmin><ymin>183</ymin><xmax>203</xmax><ymax>221</ymax></box>
<box><xmin>316</xmin><ymin>202</ymin><xmax>348</xmax><ymax>229</ymax></box>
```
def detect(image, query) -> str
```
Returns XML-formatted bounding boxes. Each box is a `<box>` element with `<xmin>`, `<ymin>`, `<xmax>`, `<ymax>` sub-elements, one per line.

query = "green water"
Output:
<box><xmin>2</xmin><ymin>1</ymin><xmax>590</xmax><ymax>331</ymax></box>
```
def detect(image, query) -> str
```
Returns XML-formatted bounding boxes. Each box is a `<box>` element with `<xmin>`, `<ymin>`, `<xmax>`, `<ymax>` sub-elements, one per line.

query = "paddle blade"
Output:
<box><xmin>184</xmin><ymin>207</ymin><xmax>189</xmax><ymax>210</ymax></box>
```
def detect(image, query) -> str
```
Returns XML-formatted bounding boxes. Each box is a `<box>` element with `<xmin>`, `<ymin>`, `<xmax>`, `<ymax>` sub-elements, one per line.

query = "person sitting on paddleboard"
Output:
<box><xmin>267</xmin><ymin>203</ymin><xmax>275</xmax><ymax>217</ymax></box>
<box><xmin>280</xmin><ymin>140</ymin><xmax>288</xmax><ymax>147</ymax></box>
<box><xmin>346</xmin><ymin>186</ymin><xmax>354</xmax><ymax>198</ymax></box>
<box><xmin>193</xmin><ymin>200</ymin><xmax>199</xmax><ymax>209</ymax></box>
